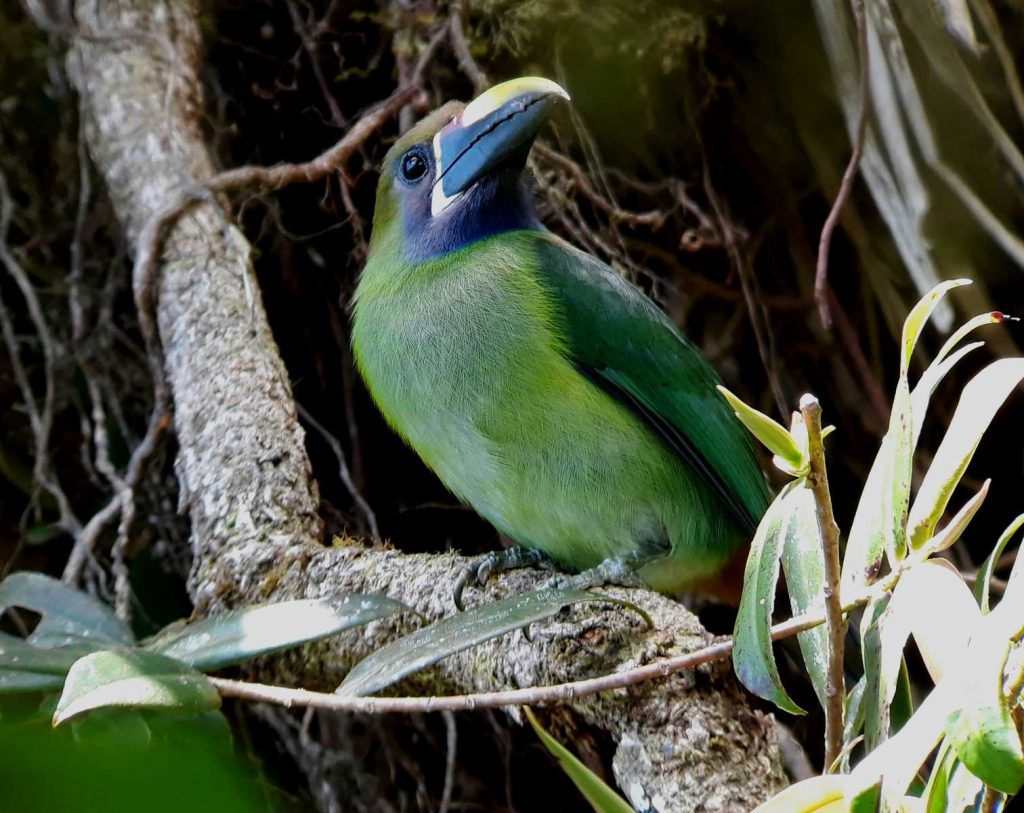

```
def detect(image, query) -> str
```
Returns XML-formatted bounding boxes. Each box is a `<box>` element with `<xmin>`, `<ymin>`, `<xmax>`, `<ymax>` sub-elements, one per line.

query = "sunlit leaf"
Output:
<box><xmin>922</xmin><ymin>739</ymin><xmax>955</xmax><ymax>813</ymax></box>
<box><xmin>0</xmin><ymin>632</ymin><xmax>95</xmax><ymax>695</ymax></box>
<box><xmin>944</xmin><ymin>757</ymin><xmax>986</xmax><ymax>811</ymax></box>
<box><xmin>749</xmin><ymin>773</ymin><xmax>849</xmax><ymax>813</ymax></box>
<box><xmin>891</xmin><ymin>561</ymin><xmax>979</xmax><ymax>684</ymax></box>
<box><xmin>336</xmin><ymin>589</ymin><xmax>646</xmax><ymax>697</ymax></box>
<box><xmin>842</xmin><ymin>282</ymin><xmax>977</xmax><ymax>591</ymax></box>
<box><xmin>144</xmin><ymin>596</ymin><xmax>411</xmax><ymax>671</ymax></box>
<box><xmin>975</xmin><ymin>513</ymin><xmax>1024</xmax><ymax>614</ymax></box>
<box><xmin>780</xmin><ymin>483</ymin><xmax>828</xmax><ymax>711</ymax></box>
<box><xmin>53</xmin><ymin>649</ymin><xmax>220</xmax><ymax>726</ymax></box>
<box><xmin>901</xmin><ymin>280</ymin><xmax>972</xmax><ymax>373</ymax></box>
<box><xmin>946</xmin><ymin>609</ymin><xmax>1024</xmax><ymax>794</ymax></box>
<box><xmin>717</xmin><ymin>386</ymin><xmax>805</xmax><ymax>473</ymax></box>
<box><xmin>860</xmin><ymin>595</ymin><xmax>904</xmax><ymax>750</ymax></box>
<box><xmin>849</xmin><ymin>677</ymin><xmax>957</xmax><ymax>806</ymax></box>
<box><xmin>920</xmin><ymin>480</ymin><xmax>988</xmax><ymax>556</ymax></box>
<box><xmin>525</xmin><ymin>708</ymin><xmax>634</xmax><ymax>813</ymax></box>
<box><xmin>907</xmin><ymin>358</ymin><xmax>1024</xmax><ymax>549</ymax></box>
<box><xmin>0</xmin><ymin>572</ymin><xmax>132</xmax><ymax>648</ymax></box>
<box><xmin>733</xmin><ymin>481</ymin><xmax>805</xmax><ymax>715</ymax></box>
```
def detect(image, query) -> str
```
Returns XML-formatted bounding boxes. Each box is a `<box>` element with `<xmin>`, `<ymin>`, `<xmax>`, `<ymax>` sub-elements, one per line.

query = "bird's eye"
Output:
<box><xmin>400</xmin><ymin>149</ymin><xmax>428</xmax><ymax>183</ymax></box>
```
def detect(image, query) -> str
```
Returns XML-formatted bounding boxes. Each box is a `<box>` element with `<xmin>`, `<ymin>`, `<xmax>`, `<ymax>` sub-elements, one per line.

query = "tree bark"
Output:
<box><xmin>68</xmin><ymin>1</ymin><xmax>787</xmax><ymax>809</ymax></box>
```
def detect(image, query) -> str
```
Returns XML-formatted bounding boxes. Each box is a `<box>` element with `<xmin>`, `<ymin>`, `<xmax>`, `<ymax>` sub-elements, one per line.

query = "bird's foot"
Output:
<box><xmin>547</xmin><ymin>556</ymin><xmax>644</xmax><ymax>592</ymax></box>
<box><xmin>453</xmin><ymin>546</ymin><xmax>556</xmax><ymax>610</ymax></box>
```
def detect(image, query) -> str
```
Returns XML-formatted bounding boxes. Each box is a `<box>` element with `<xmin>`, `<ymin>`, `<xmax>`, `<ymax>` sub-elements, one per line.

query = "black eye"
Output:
<box><xmin>400</xmin><ymin>149</ymin><xmax>428</xmax><ymax>183</ymax></box>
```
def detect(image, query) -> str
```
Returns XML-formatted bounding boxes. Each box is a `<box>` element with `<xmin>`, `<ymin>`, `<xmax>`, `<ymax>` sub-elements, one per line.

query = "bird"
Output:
<box><xmin>351</xmin><ymin>77</ymin><xmax>771</xmax><ymax>607</ymax></box>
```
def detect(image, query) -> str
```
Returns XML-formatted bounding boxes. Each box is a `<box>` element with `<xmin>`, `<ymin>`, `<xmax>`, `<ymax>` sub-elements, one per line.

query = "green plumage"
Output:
<box><xmin>352</xmin><ymin>91</ymin><xmax>770</xmax><ymax>599</ymax></box>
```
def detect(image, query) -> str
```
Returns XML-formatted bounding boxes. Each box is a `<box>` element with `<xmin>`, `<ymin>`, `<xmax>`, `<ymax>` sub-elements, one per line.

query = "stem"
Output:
<box><xmin>209</xmin><ymin>590</ymin><xmax>892</xmax><ymax>716</ymax></box>
<box><xmin>815</xmin><ymin>0</ymin><xmax>869</xmax><ymax>329</ymax></box>
<box><xmin>800</xmin><ymin>394</ymin><xmax>846</xmax><ymax>770</ymax></box>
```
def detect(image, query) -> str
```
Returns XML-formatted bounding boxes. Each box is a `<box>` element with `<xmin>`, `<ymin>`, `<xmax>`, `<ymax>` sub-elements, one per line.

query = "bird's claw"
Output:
<box><xmin>452</xmin><ymin>546</ymin><xmax>557</xmax><ymax>610</ymax></box>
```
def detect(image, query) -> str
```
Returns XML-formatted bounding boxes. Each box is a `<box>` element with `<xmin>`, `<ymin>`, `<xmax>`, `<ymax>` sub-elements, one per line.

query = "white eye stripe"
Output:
<box><xmin>430</xmin><ymin>129</ymin><xmax>461</xmax><ymax>217</ymax></box>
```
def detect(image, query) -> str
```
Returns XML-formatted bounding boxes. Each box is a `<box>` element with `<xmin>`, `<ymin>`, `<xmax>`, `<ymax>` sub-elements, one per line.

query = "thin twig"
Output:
<box><xmin>700</xmin><ymin>153</ymin><xmax>788</xmax><ymax>416</ymax></box>
<box><xmin>799</xmin><ymin>393</ymin><xmax>845</xmax><ymax>770</ymax></box>
<box><xmin>448</xmin><ymin>0</ymin><xmax>487</xmax><ymax>93</ymax></box>
<box><xmin>815</xmin><ymin>0</ymin><xmax>869</xmax><ymax>329</ymax></box>
<box><xmin>438</xmin><ymin>710</ymin><xmax>457</xmax><ymax>813</ymax></box>
<box><xmin>207</xmin><ymin>586</ymin><xmax>897</xmax><ymax>716</ymax></box>
<box><xmin>298</xmin><ymin>403</ymin><xmax>380</xmax><ymax>542</ymax></box>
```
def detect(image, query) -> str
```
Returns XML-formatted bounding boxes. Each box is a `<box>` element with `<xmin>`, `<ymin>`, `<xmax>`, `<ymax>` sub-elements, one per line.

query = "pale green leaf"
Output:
<box><xmin>0</xmin><ymin>571</ymin><xmax>132</xmax><ymax>647</ymax></box>
<box><xmin>53</xmin><ymin>649</ymin><xmax>220</xmax><ymax>726</ymax></box>
<box><xmin>899</xmin><ymin>279</ymin><xmax>971</xmax><ymax>374</ymax></box>
<box><xmin>336</xmin><ymin>589</ymin><xmax>646</xmax><ymax>697</ymax></box>
<box><xmin>919</xmin><ymin>480</ymin><xmax>988</xmax><ymax>556</ymax></box>
<box><xmin>892</xmin><ymin>561</ymin><xmax>979</xmax><ymax>684</ymax></box>
<box><xmin>749</xmin><ymin>774</ymin><xmax>849</xmax><ymax>813</ymax></box>
<box><xmin>717</xmin><ymin>386</ymin><xmax>805</xmax><ymax>473</ymax></box>
<box><xmin>525</xmin><ymin>708</ymin><xmax>634</xmax><ymax>813</ymax></box>
<box><xmin>145</xmin><ymin>595</ymin><xmax>411</xmax><ymax>671</ymax></box>
<box><xmin>733</xmin><ymin>481</ymin><xmax>805</xmax><ymax>715</ymax></box>
<box><xmin>907</xmin><ymin>358</ymin><xmax>1024</xmax><ymax>549</ymax></box>
<box><xmin>975</xmin><ymin>513</ymin><xmax>1024</xmax><ymax>614</ymax></box>
<box><xmin>946</xmin><ymin>618</ymin><xmax>1024</xmax><ymax>794</ymax></box>
<box><xmin>780</xmin><ymin>483</ymin><xmax>829</xmax><ymax>712</ymax></box>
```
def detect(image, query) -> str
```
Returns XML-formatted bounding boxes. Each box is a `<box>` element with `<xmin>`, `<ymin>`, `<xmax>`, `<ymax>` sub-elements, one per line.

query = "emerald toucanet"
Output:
<box><xmin>352</xmin><ymin>77</ymin><xmax>771</xmax><ymax>605</ymax></box>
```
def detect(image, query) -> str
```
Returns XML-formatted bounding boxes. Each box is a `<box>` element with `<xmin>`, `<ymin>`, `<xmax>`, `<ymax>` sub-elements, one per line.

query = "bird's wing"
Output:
<box><xmin>531</xmin><ymin>231</ymin><xmax>771</xmax><ymax>533</ymax></box>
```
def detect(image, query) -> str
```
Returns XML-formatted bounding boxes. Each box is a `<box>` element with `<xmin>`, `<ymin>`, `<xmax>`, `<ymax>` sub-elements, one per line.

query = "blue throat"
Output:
<box><xmin>402</xmin><ymin>170</ymin><xmax>541</xmax><ymax>261</ymax></box>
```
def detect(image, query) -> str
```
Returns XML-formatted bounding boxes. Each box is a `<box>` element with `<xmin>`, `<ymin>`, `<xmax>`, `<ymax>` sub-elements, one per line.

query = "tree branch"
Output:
<box><xmin>67</xmin><ymin>1</ymin><xmax>787</xmax><ymax>809</ymax></box>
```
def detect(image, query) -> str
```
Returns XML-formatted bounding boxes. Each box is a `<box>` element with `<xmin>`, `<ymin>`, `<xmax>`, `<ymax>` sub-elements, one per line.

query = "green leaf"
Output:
<box><xmin>717</xmin><ymin>386</ymin><xmax>805</xmax><ymax>473</ymax></box>
<box><xmin>974</xmin><ymin>513</ymin><xmax>1024</xmax><ymax>614</ymax></box>
<box><xmin>779</xmin><ymin>482</ymin><xmax>829</xmax><ymax>711</ymax></box>
<box><xmin>920</xmin><ymin>480</ymin><xmax>989</xmax><ymax>555</ymax></box>
<box><xmin>946</xmin><ymin>622</ymin><xmax>1024</xmax><ymax>793</ymax></box>
<box><xmin>525</xmin><ymin>708</ymin><xmax>634</xmax><ymax>813</ymax></box>
<box><xmin>922</xmin><ymin>739</ymin><xmax>955</xmax><ymax>813</ymax></box>
<box><xmin>945</xmin><ymin>758</ymin><xmax>986</xmax><ymax>811</ymax></box>
<box><xmin>842</xmin><ymin>376</ymin><xmax>912</xmax><ymax>591</ymax></box>
<box><xmin>849</xmin><ymin>677</ymin><xmax>958</xmax><ymax>805</ymax></box>
<box><xmin>144</xmin><ymin>596</ymin><xmax>411</xmax><ymax>671</ymax></box>
<box><xmin>0</xmin><ymin>631</ymin><xmax>95</xmax><ymax>695</ymax></box>
<box><xmin>894</xmin><ymin>561</ymin><xmax>979</xmax><ymax>685</ymax></box>
<box><xmin>860</xmin><ymin>594</ymin><xmax>904</xmax><ymax>750</ymax></box>
<box><xmin>0</xmin><ymin>572</ymin><xmax>133</xmax><ymax>647</ymax></box>
<box><xmin>749</xmin><ymin>773</ymin><xmax>849</xmax><ymax>812</ymax></box>
<box><xmin>336</xmin><ymin>589</ymin><xmax>645</xmax><ymax>697</ymax></box>
<box><xmin>842</xmin><ymin>281</ymin><xmax>970</xmax><ymax>592</ymax></box>
<box><xmin>899</xmin><ymin>279</ymin><xmax>971</xmax><ymax>375</ymax></box>
<box><xmin>907</xmin><ymin>358</ymin><xmax>1024</xmax><ymax>549</ymax></box>
<box><xmin>53</xmin><ymin>649</ymin><xmax>221</xmax><ymax>726</ymax></box>
<box><xmin>733</xmin><ymin>481</ymin><xmax>805</xmax><ymax>715</ymax></box>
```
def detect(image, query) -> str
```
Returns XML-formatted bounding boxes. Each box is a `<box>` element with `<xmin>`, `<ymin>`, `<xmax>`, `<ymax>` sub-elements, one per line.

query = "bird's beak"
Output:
<box><xmin>431</xmin><ymin>77</ymin><xmax>569</xmax><ymax>216</ymax></box>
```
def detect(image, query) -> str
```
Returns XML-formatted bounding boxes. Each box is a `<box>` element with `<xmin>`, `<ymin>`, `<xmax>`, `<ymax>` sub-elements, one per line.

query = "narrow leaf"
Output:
<box><xmin>336</xmin><ymin>589</ymin><xmax>644</xmax><ymax>697</ymax></box>
<box><xmin>749</xmin><ymin>774</ymin><xmax>849</xmax><ymax>813</ymax></box>
<box><xmin>525</xmin><ymin>708</ymin><xmax>634</xmax><ymax>813</ymax></box>
<box><xmin>920</xmin><ymin>480</ymin><xmax>989</xmax><ymax>555</ymax></box>
<box><xmin>946</xmin><ymin>610</ymin><xmax>1024</xmax><ymax>794</ymax></box>
<box><xmin>0</xmin><ymin>572</ymin><xmax>132</xmax><ymax>647</ymax></box>
<box><xmin>780</xmin><ymin>482</ymin><xmax>829</xmax><ymax>711</ymax></box>
<box><xmin>974</xmin><ymin>513</ymin><xmax>1024</xmax><ymax>614</ymax></box>
<box><xmin>860</xmin><ymin>595</ymin><xmax>904</xmax><ymax>750</ymax></box>
<box><xmin>145</xmin><ymin>595</ymin><xmax>411</xmax><ymax>671</ymax></box>
<box><xmin>894</xmin><ymin>561</ymin><xmax>980</xmax><ymax>684</ymax></box>
<box><xmin>53</xmin><ymin>649</ymin><xmax>220</xmax><ymax>726</ymax></box>
<box><xmin>899</xmin><ymin>279</ymin><xmax>971</xmax><ymax>374</ymax></box>
<box><xmin>717</xmin><ymin>386</ymin><xmax>805</xmax><ymax>472</ymax></box>
<box><xmin>907</xmin><ymin>358</ymin><xmax>1024</xmax><ymax>548</ymax></box>
<box><xmin>733</xmin><ymin>481</ymin><xmax>805</xmax><ymax>715</ymax></box>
